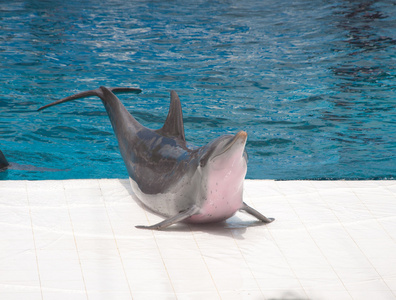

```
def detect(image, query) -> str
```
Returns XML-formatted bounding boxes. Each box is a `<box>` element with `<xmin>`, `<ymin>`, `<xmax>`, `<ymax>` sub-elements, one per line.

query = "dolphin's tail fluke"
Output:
<box><xmin>38</xmin><ymin>89</ymin><xmax>98</xmax><ymax>111</ymax></box>
<box><xmin>38</xmin><ymin>87</ymin><xmax>142</xmax><ymax>111</ymax></box>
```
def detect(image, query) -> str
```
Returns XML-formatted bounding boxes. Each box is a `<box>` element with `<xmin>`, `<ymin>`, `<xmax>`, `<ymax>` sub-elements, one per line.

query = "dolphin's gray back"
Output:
<box><xmin>97</xmin><ymin>87</ymin><xmax>199</xmax><ymax>195</ymax></box>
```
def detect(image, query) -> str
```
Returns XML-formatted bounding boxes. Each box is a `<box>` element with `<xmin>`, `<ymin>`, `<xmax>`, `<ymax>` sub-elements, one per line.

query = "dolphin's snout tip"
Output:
<box><xmin>236</xmin><ymin>131</ymin><xmax>248</xmax><ymax>140</ymax></box>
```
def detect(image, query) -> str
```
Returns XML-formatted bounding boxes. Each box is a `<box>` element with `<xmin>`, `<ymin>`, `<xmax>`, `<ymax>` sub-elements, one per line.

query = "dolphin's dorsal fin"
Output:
<box><xmin>156</xmin><ymin>91</ymin><xmax>186</xmax><ymax>142</ymax></box>
<box><xmin>0</xmin><ymin>150</ymin><xmax>9</xmax><ymax>169</ymax></box>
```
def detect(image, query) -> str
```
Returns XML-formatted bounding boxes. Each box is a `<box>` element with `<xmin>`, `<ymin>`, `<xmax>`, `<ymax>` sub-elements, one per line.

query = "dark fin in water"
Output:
<box><xmin>136</xmin><ymin>205</ymin><xmax>200</xmax><ymax>230</ymax></box>
<box><xmin>240</xmin><ymin>202</ymin><xmax>274</xmax><ymax>223</ymax></box>
<box><xmin>0</xmin><ymin>150</ymin><xmax>9</xmax><ymax>170</ymax></box>
<box><xmin>38</xmin><ymin>87</ymin><xmax>141</xmax><ymax>111</ymax></box>
<box><xmin>155</xmin><ymin>90</ymin><xmax>186</xmax><ymax>142</ymax></box>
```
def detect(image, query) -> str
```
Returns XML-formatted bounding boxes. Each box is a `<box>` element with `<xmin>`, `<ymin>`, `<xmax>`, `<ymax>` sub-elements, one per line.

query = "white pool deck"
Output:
<box><xmin>1</xmin><ymin>179</ymin><xmax>396</xmax><ymax>300</ymax></box>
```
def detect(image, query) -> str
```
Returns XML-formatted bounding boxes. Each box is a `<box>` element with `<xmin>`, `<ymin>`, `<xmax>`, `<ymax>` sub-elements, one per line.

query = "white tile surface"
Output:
<box><xmin>1</xmin><ymin>179</ymin><xmax>396</xmax><ymax>299</ymax></box>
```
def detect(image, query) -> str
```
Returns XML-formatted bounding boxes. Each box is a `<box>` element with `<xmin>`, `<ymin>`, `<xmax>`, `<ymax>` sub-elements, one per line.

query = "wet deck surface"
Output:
<box><xmin>1</xmin><ymin>179</ymin><xmax>395</xmax><ymax>299</ymax></box>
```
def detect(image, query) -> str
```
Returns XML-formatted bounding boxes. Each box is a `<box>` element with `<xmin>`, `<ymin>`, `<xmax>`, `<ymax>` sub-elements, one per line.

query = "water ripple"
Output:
<box><xmin>0</xmin><ymin>0</ymin><xmax>395</xmax><ymax>180</ymax></box>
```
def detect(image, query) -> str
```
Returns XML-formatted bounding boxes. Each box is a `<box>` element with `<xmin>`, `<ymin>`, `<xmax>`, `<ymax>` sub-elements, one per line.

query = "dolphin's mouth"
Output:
<box><xmin>210</xmin><ymin>131</ymin><xmax>247</xmax><ymax>161</ymax></box>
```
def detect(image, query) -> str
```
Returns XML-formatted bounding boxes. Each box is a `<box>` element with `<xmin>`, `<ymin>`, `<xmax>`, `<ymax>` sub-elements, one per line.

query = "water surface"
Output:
<box><xmin>1</xmin><ymin>0</ymin><xmax>395</xmax><ymax>180</ymax></box>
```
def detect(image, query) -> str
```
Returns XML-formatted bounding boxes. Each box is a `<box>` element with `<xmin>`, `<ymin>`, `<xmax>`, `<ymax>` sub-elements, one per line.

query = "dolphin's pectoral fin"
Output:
<box><xmin>240</xmin><ymin>202</ymin><xmax>274</xmax><ymax>223</ymax></box>
<box><xmin>136</xmin><ymin>206</ymin><xmax>200</xmax><ymax>230</ymax></box>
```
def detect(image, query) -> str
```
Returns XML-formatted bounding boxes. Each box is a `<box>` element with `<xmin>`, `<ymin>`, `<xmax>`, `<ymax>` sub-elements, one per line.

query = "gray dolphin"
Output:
<box><xmin>0</xmin><ymin>149</ymin><xmax>63</xmax><ymax>172</ymax></box>
<box><xmin>39</xmin><ymin>86</ymin><xmax>274</xmax><ymax>229</ymax></box>
<box><xmin>0</xmin><ymin>150</ymin><xmax>9</xmax><ymax>171</ymax></box>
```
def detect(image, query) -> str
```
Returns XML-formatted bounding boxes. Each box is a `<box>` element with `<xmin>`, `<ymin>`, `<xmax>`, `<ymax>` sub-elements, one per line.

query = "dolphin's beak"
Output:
<box><xmin>199</xmin><ymin>131</ymin><xmax>248</xmax><ymax>168</ymax></box>
<box><xmin>210</xmin><ymin>131</ymin><xmax>247</xmax><ymax>162</ymax></box>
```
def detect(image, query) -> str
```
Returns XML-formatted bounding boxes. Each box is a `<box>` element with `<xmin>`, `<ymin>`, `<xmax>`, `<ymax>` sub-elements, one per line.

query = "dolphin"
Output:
<box><xmin>39</xmin><ymin>86</ymin><xmax>274</xmax><ymax>229</ymax></box>
<box><xmin>0</xmin><ymin>149</ymin><xmax>63</xmax><ymax>172</ymax></box>
<box><xmin>0</xmin><ymin>150</ymin><xmax>9</xmax><ymax>171</ymax></box>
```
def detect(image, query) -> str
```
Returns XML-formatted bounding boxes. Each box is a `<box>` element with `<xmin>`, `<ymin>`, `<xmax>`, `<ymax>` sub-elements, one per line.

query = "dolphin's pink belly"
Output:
<box><xmin>187</xmin><ymin>149</ymin><xmax>246</xmax><ymax>223</ymax></box>
<box><xmin>187</xmin><ymin>194</ymin><xmax>243</xmax><ymax>223</ymax></box>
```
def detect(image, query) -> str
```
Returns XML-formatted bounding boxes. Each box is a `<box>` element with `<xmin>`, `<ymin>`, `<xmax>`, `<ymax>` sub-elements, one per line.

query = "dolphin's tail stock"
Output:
<box><xmin>38</xmin><ymin>87</ymin><xmax>142</xmax><ymax>111</ymax></box>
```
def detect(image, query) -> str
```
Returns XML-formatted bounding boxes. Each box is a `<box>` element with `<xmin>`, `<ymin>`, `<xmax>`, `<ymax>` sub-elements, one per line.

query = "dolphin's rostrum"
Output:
<box><xmin>39</xmin><ymin>86</ymin><xmax>274</xmax><ymax>229</ymax></box>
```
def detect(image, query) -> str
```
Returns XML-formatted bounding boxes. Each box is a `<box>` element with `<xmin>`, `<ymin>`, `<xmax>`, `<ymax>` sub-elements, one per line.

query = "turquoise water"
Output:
<box><xmin>1</xmin><ymin>0</ymin><xmax>395</xmax><ymax>180</ymax></box>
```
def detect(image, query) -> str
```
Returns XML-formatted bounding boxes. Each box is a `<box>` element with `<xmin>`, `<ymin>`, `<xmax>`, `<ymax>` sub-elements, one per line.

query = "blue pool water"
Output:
<box><xmin>1</xmin><ymin>0</ymin><xmax>395</xmax><ymax>180</ymax></box>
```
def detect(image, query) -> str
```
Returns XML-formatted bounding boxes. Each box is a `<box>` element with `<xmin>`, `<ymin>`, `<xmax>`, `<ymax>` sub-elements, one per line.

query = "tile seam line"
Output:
<box><xmin>26</xmin><ymin>181</ymin><xmax>44</xmax><ymax>300</ymax></box>
<box><xmin>384</xmin><ymin>184</ymin><xmax>396</xmax><ymax>199</ymax></box>
<box><xmin>265</xmin><ymin>228</ymin><xmax>309</xmax><ymax>298</ymax></box>
<box><xmin>274</xmin><ymin>181</ymin><xmax>315</xmax><ymax>299</ymax></box>
<box><xmin>249</xmin><ymin>191</ymin><xmax>310</xmax><ymax>299</ymax></box>
<box><xmin>283</xmin><ymin>181</ymin><xmax>353</xmax><ymax>299</ymax></box>
<box><xmin>350</xmin><ymin>186</ymin><xmax>396</xmax><ymax>245</ymax></box>
<box><xmin>140</xmin><ymin>202</ymin><xmax>177</xmax><ymax>298</ymax></box>
<box><xmin>318</xmin><ymin>183</ymin><xmax>393</xmax><ymax>297</ymax></box>
<box><xmin>349</xmin><ymin>187</ymin><xmax>396</xmax><ymax>298</ymax></box>
<box><xmin>64</xmin><ymin>181</ymin><xmax>89</xmax><ymax>300</ymax></box>
<box><xmin>230</xmin><ymin>227</ymin><xmax>268</xmax><ymax>300</ymax></box>
<box><xmin>151</xmin><ymin>231</ymin><xmax>178</xmax><ymax>299</ymax></box>
<box><xmin>232</xmin><ymin>190</ymin><xmax>272</xmax><ymax>300</ymax></box>
<box><xmin>100</xmin><ymin>181</ymin><xmax>134</xmax><ymax>300</ymax></box>
<box><xmin>190</xmin><ymin>225</ymin><xmax>223</xmax><ymax>300</ymax></box>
